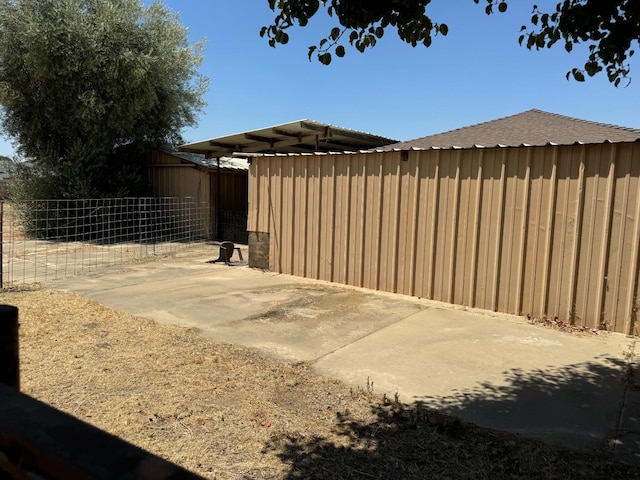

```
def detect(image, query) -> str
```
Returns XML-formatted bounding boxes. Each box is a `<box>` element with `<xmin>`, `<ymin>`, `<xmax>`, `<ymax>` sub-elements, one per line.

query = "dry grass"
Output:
<box><xmin>3</xmin><ymin>287</ymin><xmax>638</xmax><ymax>479</ymax></box>
<box><xmin>526</xmin><ymin>314</ymin><xmax>604</xmax><ymax>335</ymax></box>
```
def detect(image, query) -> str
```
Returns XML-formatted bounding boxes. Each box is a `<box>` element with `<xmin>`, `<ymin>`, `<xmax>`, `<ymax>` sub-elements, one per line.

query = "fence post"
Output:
<box><xmin>0</xmin><ymin>305</ymin><xmax>19</xmax><ymax>390</ymax></box>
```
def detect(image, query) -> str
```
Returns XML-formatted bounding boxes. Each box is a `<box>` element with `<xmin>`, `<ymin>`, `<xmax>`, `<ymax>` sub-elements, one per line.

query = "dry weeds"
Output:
<box><xmin>526</xmin><ymin>314</ymin><xmax>603</xmax><ymax>336</ymax></box>
<box><xmin>3</xmin><ymin>288</ymin><xmax>638</xmax><ymax>479</ymax></box>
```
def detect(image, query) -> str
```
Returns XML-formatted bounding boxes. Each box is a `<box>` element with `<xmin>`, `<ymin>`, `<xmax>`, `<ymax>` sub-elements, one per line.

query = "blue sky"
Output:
<box><xmin>1</xmin><ymin>0</ymin><xmax>638</xmax><ymax>156</ymax></box>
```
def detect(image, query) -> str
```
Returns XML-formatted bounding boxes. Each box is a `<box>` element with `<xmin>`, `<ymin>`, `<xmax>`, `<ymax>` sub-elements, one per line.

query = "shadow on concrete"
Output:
<box><xmin>418</xmin><ymin>355</ymin><xmax>634</xmax><ymax>449</ymax></box>
<box><xmin>272</xmin><ymin>356</ymin><xmax>639</xmax><ymax>479</ymax></box>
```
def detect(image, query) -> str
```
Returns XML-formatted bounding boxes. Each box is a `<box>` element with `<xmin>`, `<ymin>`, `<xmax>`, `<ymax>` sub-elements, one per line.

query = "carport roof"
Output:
<box><xmin>379</xmin><ymin>109</ymin><xmax>640</xmax><ymax>150</ymax></box>
<box><xmin>179</xmin><ymin>120</ymin><xmax>396</xmax><ymax>157</ymax></box>
<box><xmin>169</xmin><ymin>151</ymin><xmax>249</xmax><ymax>171</ymax></box>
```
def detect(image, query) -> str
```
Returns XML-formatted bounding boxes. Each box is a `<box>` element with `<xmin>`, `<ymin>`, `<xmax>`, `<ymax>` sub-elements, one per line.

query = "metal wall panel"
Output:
<box><xmin>147</xmin><ymin>151</ymin><xmax>248</xmax><ymax>240</ymax></box>
<box><xmin>248</xmin><ymin>143</ymin><xmax>640</xmax><ymax>334</ymax></box>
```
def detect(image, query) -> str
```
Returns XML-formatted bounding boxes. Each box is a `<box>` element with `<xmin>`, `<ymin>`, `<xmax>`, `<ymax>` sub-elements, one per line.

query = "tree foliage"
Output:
<box><xmin>0</xmin><ymin>0</ymin><xmax>208</xmax><ymax>199</ymax></box>
<box><xmin>262</xmin><ymin>0</ymin><xmax>639</xmax><ymax>85</ymax></box>
<box><xmin>519</xmin><ymin>1</ymin><xmax>639</xmax><ymax>86</ymax></box>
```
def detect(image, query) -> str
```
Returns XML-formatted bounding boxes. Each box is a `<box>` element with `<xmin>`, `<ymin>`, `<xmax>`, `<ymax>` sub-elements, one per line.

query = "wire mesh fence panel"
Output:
<box><xmin>219</xmin><ymin>210</ymin><xmax>248</xmax><ymax>245</ymax></box>
<box><xmin>0</xmin><ymin>198</ymin><xmax>211</xmax><ymax>287</ymax></box>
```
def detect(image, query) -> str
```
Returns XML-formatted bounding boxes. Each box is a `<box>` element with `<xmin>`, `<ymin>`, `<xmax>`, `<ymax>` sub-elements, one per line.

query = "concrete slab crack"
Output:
<box><xmin>308</xmin><ymin>309</ymin><xmax>428</xmax><ymax>364</ymax></box>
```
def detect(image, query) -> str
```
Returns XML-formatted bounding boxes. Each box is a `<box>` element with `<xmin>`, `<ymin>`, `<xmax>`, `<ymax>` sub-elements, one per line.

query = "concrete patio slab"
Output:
<box><xmin>49</xmin><ymin>250</ymin><xmax>638</xmax><ymax>458</ymax></box>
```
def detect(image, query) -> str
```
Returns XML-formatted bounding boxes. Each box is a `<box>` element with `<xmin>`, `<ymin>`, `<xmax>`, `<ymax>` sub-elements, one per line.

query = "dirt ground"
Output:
<box><xmin>3</xmin><ymin>287</ymin><xmax>639</xmax><ymax>479</ymax></box>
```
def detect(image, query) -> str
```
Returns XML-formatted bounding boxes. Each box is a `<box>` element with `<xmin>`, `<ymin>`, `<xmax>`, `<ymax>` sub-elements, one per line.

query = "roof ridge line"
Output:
<box><xmin>535</xmin><ymin>109</ymin><xmax>640</xmax><ymax>133</ymax></box>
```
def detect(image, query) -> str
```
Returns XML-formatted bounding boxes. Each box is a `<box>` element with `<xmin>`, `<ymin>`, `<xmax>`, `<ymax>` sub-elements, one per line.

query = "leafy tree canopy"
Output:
<box><xmin>262</xmin><ymin>0</ymin><xmax>639</xmax><ymax>86</ymax></box>
<box><xmin>0</xmin><ymin>0</ymin><xmax>208</xmax><ymax>199</ymax></box>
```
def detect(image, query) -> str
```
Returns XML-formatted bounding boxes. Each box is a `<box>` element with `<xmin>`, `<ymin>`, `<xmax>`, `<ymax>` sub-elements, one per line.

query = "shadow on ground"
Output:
<box><xmin>269</xmin><ymin>356</ymin><xmax>639</xmax><ymax>479</ymax></box>
<box><xmin>421</xmin><ymin>355</ymin><xmax>635</xmax><ymax>449</ymax></box>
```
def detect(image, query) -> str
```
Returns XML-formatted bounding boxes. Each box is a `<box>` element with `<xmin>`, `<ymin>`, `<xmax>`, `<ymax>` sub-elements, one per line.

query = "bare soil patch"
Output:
<box><xmin>3</xmin><ymin>288</ymin><xmax>638</xmax><ymax>479</ymax></box>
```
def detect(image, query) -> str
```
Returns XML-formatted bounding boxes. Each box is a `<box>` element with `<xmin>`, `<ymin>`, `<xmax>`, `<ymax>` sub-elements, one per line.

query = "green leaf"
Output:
<box><xmin>330</xmin><ymin>27</ymin><xmax>340</xmax><ymax>41</ymax></box>
<box><xmin>439</xmin><ymin>23</ymin><xmax>448</xmax><ymax>36</ymax></box>
<box><xmin>335</xmin><ymin>45</ymin><xmax>345</xmax><ymax>57</ymax></box>
<box><xmin>572</xmin><ymin>69</ymin><xmax>585</xmax><ymax>82</ymax></box>
<box><xmin>362</xmin><ymin>35</ymin><xmax>371</xmax><ymax>47</ymax></box>
<box><xmin>526</xmin><ymin>35</ymin><xmax>536</xmax><ymax>49</ymax></box>
<box><xmin>498</xmin><ymin>2</ymin><xmax>507</xmax><ymax>13</ymax></box>
<box><xmin>585</xmin><ymin>61</ymin><xmax>600</xmax><ymax>76</ymax></box>
<box><xmin>375</xmin><ymin>27</ymin><xmax>384</xmax><ymax>38</ymax></box>
<box><xmin>319</xmin><ymin>52</ymin><xmax>332</xmax><ymax>65</ymax></box>
<box><xmin>0</xmin><ymin>0</ymin><xmax>208</xmax><ymax>198</ymax></box>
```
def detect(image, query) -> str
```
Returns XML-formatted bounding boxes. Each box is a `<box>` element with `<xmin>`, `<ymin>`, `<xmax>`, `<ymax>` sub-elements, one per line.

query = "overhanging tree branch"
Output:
<box><xmin>262</xmin><ymin>0</ymin><xmax>639</xmax><ymax>85</ymax></box>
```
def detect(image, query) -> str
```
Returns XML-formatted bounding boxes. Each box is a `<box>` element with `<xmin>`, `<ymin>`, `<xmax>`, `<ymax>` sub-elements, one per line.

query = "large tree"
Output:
<box><xmin>262</xmin><ymin>0</ymin><xmax>640</xmax><ymax>86</ymax></box>
<box><xmin>0</xmin><ymin>0</ymin><xmax>208</xmax><ymax>199</ymax></box>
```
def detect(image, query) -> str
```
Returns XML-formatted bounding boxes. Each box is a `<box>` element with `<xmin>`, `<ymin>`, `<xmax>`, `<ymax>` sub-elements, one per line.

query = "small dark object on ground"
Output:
<box><xmin>207</xmin><ymin>241</ymin><xmax>243</xmax><ymax>265</ymax></box>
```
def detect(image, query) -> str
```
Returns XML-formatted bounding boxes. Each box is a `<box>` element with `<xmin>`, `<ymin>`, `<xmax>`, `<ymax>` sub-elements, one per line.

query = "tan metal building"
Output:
<box><xmin>145</xmin><ymin>150</ymin><xmax>249</xmax><ymax>242</ymax></box>
<box><xmin>175</xmin><ymin>120</ymin><xmax>396</xmax><ymax>244</ymax></box>
<box><xmin>247</xmin><ymin>110</ymin><xmax>640</xmax><ymax>335</ymax></box>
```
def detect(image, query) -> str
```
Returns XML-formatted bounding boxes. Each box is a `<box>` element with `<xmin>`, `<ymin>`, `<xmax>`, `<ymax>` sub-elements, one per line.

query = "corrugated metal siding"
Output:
<box><xmin>146</xmin><ymin>151</ymin><xmax>211</xmax><ymax>236</ymax></box>
<box><xmin>248</xmin><ymin>143</ymin><xmax>640</xmax><ymax>334</ymax></box>
<box><xmin>210</xmin><ymin>170</ymin><xmax>248</xmax><ymax>212</ymax></box>
<box><xmin>147</xmin><ymin>151</ymin><xmax>211</xmax><ymax>203</ymax></box>
<box><xmin>210</xmin><ymin>170</ymin><xmax>248</xmax><ymax>242</ymax></box>
<box><xmin>148</xmin><ymin>164</ymin><xmax>210</xmax><ymax>202</ymax></box>
<box><xmin>147</xmin><ymin>151</ymin><xmax>249</xmax><ymax>240</ymax></box>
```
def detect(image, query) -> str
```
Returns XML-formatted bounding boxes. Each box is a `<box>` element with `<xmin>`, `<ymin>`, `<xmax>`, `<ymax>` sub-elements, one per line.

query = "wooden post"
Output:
<box><xmin>217</xmin><ymin>157</ymin><xmax>222</xmax><ymax>240</ymax></box>
<box><xmin>0</xmin><ymin>305</ymin><xmax>19</xmax><ymax>390</ymax></box>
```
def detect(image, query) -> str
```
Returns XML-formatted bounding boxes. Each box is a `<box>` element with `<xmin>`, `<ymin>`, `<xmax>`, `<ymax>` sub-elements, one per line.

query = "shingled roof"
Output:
<box><xmin>382</xmin><ymin>109</ymin><xmax>640</xmax><ymax>150</ymax></box>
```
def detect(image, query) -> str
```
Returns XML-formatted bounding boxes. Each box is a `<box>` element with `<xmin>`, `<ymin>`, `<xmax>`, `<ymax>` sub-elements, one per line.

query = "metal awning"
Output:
<box><xmin>179</xmin><ymin>119</ymin><xmax>396</xmax><ymax>157</ymax></box>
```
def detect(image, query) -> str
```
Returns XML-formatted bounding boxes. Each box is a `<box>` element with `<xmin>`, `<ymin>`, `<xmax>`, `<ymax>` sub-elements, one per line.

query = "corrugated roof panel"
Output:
<box><xmin>179</xmin><ymin>119</ymin><xmax>396</xmax><ymax>157</ymax></box>
<box><xmin>166</xmin><ymin>150</ymin><xmax>249</xmax><ymax>171</ymax></box>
